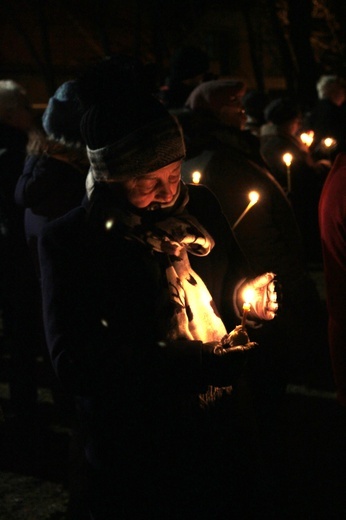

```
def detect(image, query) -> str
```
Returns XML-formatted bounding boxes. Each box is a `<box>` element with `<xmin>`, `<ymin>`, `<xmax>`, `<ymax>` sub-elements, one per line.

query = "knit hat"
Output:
<box><xmin>264</xmin><ymin>97</ymin><xmax>301</xmax><ymax>125</ymax></box>
<box><xmin>185</xmin><ymin>79</ymin><xmax>246</xmax><ymax>116</ymax></box>
<box><xmin>81</xmin><ymin>56</ymin><xmax>185</xmax><ymax>182</ymax></box>
<box><xmin>42</xmin><ymin>80</ymin><xmax>84</xmax><ymax>142</ymax></box>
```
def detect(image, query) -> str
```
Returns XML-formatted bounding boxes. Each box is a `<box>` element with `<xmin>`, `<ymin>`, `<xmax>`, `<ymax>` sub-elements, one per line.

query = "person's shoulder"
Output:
<box><xmin>40</xmin><ymin>206</ymin><xmax>86</xmax><ymax>245</ymax></box>
<box><xmin>186</xmin><ymin>182</ymin><xmax>222</xmax><ymax>212</ymax></box>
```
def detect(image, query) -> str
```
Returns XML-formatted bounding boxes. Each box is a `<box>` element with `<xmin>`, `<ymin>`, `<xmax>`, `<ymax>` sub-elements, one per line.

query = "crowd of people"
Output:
<box><xmin>0</xmin><ymin>49</ymin><xmax>345</xmax><ymax>519</ymax></box>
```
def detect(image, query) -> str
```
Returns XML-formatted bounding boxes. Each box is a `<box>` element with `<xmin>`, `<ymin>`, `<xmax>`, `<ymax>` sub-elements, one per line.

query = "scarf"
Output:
<box><xmin>108</xmin><ymin>182</ymin><xmax>228</xmax><ymax>343</ymax></box>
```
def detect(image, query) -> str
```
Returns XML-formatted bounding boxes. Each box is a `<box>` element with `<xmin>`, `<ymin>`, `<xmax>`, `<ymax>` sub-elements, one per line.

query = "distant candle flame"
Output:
<box><xmin>323</xmin><ymin>137</ymin><xmax>336</xmax><ymax>148</ymax></box>
<box><xmin>300</xmin><ymin>131</ymin><xmax>314</xmax><ymax>147</ymax></box>
<box><xmin>105</xmin><ymin>219</ymin><xmax>114</xmax><ymax>230</ymax></box>
<box><xmin>192</xmin><ymin>171</ymin><xmax>201</xmax><ymax>184</ymax></box>
<box><xmin>283</xmin><ymin>152</ymin><xmax>293</xmax><ymax>167</ymax></box>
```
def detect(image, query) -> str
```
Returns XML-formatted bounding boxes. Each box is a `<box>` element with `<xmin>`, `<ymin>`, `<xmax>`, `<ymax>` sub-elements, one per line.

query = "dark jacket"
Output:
<box><xmin>15</xmin><ymin>152</ymin><xmax>88</xmax><ymax>275</ymax></box>
<box><xmin>40</xmin><ymin>187</ymin><xmax>249</xmax><ymax>434</ymax></box>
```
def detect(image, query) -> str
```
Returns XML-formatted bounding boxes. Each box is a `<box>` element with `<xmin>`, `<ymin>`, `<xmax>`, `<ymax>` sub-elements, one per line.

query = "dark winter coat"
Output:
<box><xmin>38</xmin><ymin>182</ymin><xmax>259</xmax><ymax>518</ymax></box>
<box><xmin>15</xmin><ymin>152</ymin><xmax>88</xmax><ymax>276</ymax></box>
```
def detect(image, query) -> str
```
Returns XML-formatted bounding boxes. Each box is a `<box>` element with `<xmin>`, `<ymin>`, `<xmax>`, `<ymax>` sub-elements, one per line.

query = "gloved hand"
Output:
<box><xmin>200</xmin><ymin>338</ymin><xmax>258</xmax><ymax>387</ymax></box>
<box><xmin>238</xmin><ymin>272</ymin><xmax>278</xmax><ymax>321</ymax></box>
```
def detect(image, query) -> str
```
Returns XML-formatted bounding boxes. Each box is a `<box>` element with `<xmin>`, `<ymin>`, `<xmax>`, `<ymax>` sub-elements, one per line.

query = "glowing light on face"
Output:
<box><xmin>232</xmin><ymin>191</ymin><xmax>260</xmax><ymax>230</ymax></box>
<box><xmin>192</xmin><ymin>171</ymin><xmax>201</xmax><ymax>184</ymax></box>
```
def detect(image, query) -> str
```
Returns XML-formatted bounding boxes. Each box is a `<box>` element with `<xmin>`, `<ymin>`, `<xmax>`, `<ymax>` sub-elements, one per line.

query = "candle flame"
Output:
<box><xmin>248</xmin><ymin>191</ymin><xmax>259</xmax><ymax>204</ymax></box>
<box><xmin>105</xmin><ymin>218</ymin><xmax>114</xmax><ymax>230</ymax></box>
<box><xmin>323</xmin><ymin>137</ymin><xmax>336</xmax><ymax>148</ymax></box>
<box><xmin>283</xmin><ymin>152</ymin><xmax>293</xmax><ymax>167</ymax></box>
<box><xmin>192</xmin><ymin>171</ymin><xmax>201</xmax><ymax>184</ymax></box>
<box><xmin>242</xmin><ymin>287</ymin><xmax>255</xmax><ymax>305</ymax></box>
<box><xmin>231</xmin><ymin>191</ymin><xmax>259</xmax><ymax>230</ymax></box>
<box><xmin>300</xmin><ymin>131</ymin><xmax>314</xmax><ymax>147</ymax></box>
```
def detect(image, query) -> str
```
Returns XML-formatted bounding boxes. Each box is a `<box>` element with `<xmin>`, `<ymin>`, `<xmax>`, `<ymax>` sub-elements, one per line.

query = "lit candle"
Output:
<box><xmin>323</xmin><ymin>137</ymin><xmax>336</xmax><ymax>149</ymax></box>
<box><xmin>282</xmin><ymin>152</ymin><xmax>293</xmax><ymax>193</ymax></box>
<box><xmin>241</xmin><ymin>302</ymin><xmax>251</xmax><ymax>328</ymax></box>
<box><xmin>232</xmin><ymin>190</ymin><xmax>260</xmax><ymax>230</ymax></box>
<box><xmin>300</xmin><ymin>130</ymin><xmax>314</xmax><ymax>147</ymax></box>
<box><xmin>192</xmin><ymin>171</ymin><xmax>201</xmax><ymax>184</ymax></box>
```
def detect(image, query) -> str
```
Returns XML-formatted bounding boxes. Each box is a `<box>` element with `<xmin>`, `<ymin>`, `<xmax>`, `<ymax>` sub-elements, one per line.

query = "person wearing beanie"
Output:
<box><xmin>37</xmin><ymin>58</ymin><xmax>278</xmax><ymax>519</ymax></box>
<box><xmin>15</xmin><ymin>79</ymin><xmax>89</xmax><ymax>276</ymax></box>
<box><xmin>260</xmin><ymin>96</ymin><xmax>330</xmax><ymax>263</ymax></box>
<box><xmin>13</xmin><ymin>79</ymin><xmax>90</xmax><ymax>519</ymax></box>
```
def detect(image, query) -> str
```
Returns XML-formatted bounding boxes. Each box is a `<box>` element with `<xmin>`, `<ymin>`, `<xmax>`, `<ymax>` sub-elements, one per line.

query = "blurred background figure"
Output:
<box><xmin>0</xmin><ymin>79</ymin><xmax>43</xmax><ymax>427</ymax></box>
<box><xmin>242</xmin><ymin>89</ymin><xmax>269</xmax><ymax>137</ymax></box>
<box><xmin>304</xmin><ymin>75</ymin><xmax>346</xmax><ymax>162</ymax></box>
<box><xmin>260</xmin><ymin>96</ymin><xmax>330</xmax><ymax>264</ymax></box>
<box><xmin>319</xmin><ymin>152</ymin><xmax>346</xmax><ymax>408</ymax></box>
<box><xmin>159</xmin><ymin>45</ymin><xmax>211</xmax><ymax>110</ymax></box>
<box><xmin>15</xmin><ymin>80</ymin><xmax>89</xmax><ymax>281</ymax></box>
<box><xmin>179</xmin><ymin>79</ymin><xmax>326</xmax><ymax>475</ymax></box>
<box><xmin>14</xmin><ymin>79</ymin><xmax>89</xmax><ymax>520</ymax></box>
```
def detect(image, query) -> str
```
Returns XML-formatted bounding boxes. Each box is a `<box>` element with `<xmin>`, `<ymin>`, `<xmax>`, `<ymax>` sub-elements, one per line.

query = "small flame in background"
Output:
<box><xmin>192</xmin><ymin>171</ymin><xmax>201</xmax><ymax>184</ymax></box>
<box><xmin>282</xmin><ymin>152</ymin><xmax>293</xmax><ymax>167</ymax></box>
<box><xmin>300</xmin><ymin>130</ymin><xmax>314</xmax><ymax>147</ymax></box>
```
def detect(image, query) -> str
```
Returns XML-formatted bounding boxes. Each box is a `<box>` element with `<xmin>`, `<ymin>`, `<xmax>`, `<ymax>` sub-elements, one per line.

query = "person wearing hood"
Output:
<box><xmin>38</xmin><ymin>58</ymin><xmax>278</xmax><ymax>519</ymax></box>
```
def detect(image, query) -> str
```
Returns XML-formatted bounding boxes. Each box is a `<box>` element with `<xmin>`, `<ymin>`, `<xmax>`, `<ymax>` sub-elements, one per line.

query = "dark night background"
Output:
<box><xmin>1</xmin><ymin>0</ymin><xmax>346</xmax><ymax>110</ymax></box>
<box><xmin>1</xmin><ymin>1</ymin><xmax>346</xmax><ymax>519</ymax></box>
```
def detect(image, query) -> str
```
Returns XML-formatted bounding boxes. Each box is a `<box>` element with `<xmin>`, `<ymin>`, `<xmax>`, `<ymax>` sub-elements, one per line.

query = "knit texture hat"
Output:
<box><xmin>185</xmin><ymin>79</ymin><xmax>246</xmax><ymax>116</ymax></box>
<box><xmin>42</xmin><ymin>80</ymin><xmax>84</xmax><ymax>142</ymax></box>
<box><xmin>79</xmin><ymin>73</ymin><xmax>185</xmax><ymax>181</ymax></box>
<box><xmin>264</xmin><ymin>97</ymin><xmax>301</xmax><ymax>125</ymax></box>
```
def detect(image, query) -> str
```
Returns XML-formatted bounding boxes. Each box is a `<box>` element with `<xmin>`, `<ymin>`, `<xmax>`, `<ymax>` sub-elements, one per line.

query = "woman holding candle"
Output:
<box><xmin>38</xmin><ymin>57</ymin><xmax>277</xmax><ymax>519</ymax></box>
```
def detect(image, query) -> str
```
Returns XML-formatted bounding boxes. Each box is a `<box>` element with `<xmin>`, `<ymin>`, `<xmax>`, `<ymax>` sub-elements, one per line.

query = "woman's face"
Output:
<box><xmin>122</xmin><ymin>160</ymin><xmax>181</xmax><ymax>208</ymax></box>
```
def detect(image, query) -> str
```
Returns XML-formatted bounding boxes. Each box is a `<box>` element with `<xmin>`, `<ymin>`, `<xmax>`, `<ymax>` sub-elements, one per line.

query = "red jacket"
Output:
<box><xmin>319</xmin><ymin>152</ymin><xmax>346</xmax><ymax>406</ymax></box>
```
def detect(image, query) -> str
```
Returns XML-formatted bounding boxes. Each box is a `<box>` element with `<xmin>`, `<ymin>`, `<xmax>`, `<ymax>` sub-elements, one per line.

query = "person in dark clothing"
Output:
<box><xmin>305</xmin><ymin>75</ymin><xmax>346</xmax><ymax>161</ymax></box>
<box><xmin>38</xmin><ymin>59</ymin><xmax>278</xmax><ymax>519</ymax></box>
<box><xmin>179</xmin><ymin>79</ymin><xmax>325</xmax><ymax>459</ymax></box>
<box><xmin>159</xmin><ymin>45</ymin><xmax>210</xmax><ymax>109</ymax></box>
<box><xmin>14</xmin><ymin>80</ymin><xmax>90</xmax><ymax>519</ymax></box>
<box><xmin>319</xmin><ymin>152</ymin><xmax>346</xmax><ymax>408</ymax></box>
<box><xmin>15</xmin><ymin>80</ymin><xmax>89</xmax><ymax>279</ymax></box>
<box><xmin>0</xmin><ymin>79</ymin><xmax>43</xmax><ymax>423</ymax></box>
